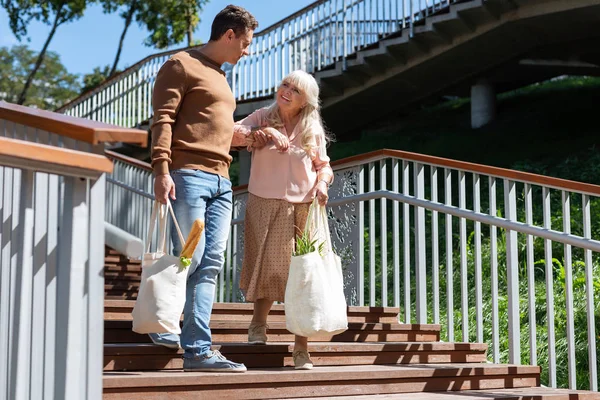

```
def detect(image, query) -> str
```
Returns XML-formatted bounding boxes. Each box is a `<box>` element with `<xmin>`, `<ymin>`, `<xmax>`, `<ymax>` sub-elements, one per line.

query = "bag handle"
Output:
<box><xmin>304</xmin><ymin>198</ymin><xmax>333</xmax><ymax>254</ymax></box>
<box><xmin>145</xmin><ymin>199</ymin><xmax>186</xmax><ymax>254</ymax></box>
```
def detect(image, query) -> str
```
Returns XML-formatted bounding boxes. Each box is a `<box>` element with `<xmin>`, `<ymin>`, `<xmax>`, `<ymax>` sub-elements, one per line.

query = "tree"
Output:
<box><xmin>138</xmin><ymin>0</ymin><xmax>210</xmax><ymax>49</ymax></box>
<box><xmin>99</xmin><ymin>0</ymin><xmax>138</xmax><ymax>77</ymax></box>
<box><xmin>100</xmin><ymin>0</ymin><xmax>209</xmax><ymax>79</ymax></box>
<box><xmin>81</xmin><ymin>65</ymin><xmax>111</xmax><ymax>94</ymax></box>
<box><xmin>2</xmin><ymin>0</ymin><xmax>89</xmax><ymax>105</ymax></box>
<box><xmin>0</xmin><ymin>45</ymin><xmax>80</xmax><ymax>109</ymax></box>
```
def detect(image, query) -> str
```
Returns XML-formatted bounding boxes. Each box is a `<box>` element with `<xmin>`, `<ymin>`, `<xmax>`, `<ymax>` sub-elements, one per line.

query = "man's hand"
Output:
<box><xmin>154</xmin><ymin>174</ymin><xmax>176</xmax><ymax>204</ymax></box>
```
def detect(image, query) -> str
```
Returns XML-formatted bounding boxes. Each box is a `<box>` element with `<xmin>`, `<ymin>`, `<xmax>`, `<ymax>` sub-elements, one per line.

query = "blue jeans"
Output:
<box><xmin>151</xmin><ymin>169</ymin><xmax>232</xmax><ymax>358</ymax></box>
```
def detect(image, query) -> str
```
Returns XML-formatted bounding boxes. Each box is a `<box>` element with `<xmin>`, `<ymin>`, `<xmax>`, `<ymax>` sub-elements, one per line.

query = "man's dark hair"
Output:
<box><xmin>210</xmin><ymin>5</ymin><xmax>258</xmax><ymax>41</ymax></box>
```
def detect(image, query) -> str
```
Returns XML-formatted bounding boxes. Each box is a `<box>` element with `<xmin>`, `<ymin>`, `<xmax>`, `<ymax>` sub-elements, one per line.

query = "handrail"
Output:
<box><xmin>56</xmin><ymin>0</ymin><xmax>326</xmax><ymax>112</ymax></box>
<box><xmin>106</xmin><ymin>147</ymin><xmax>600</xmax><ymax>197</ymax></box>
<box><xmin>0</xmin><ymin>101</ymin><xmax>147</xmax><ymax>146</ymax></box>
<box><xmin>0</xmin><ymin>136</ymin><xmax>113</xmax><ymax>178</ymax></box>
<box><xmin>105</xmin><ymin>149</ymin><xmax>153</xmax><ymax>171</ymax></box>
<box><xmin>55</xmin><ymin>46</ymin><xmax>197</xmax><ymax>113</ymax></box>
<box><xmin>333</xmin><ymin>149</ymin><xmax>600</xmax><ymax>196</ymax></box>
<box><xmin>59</xmin><ymin>0</ymin><xmax>452</xmax><ymax>120</ymax></box>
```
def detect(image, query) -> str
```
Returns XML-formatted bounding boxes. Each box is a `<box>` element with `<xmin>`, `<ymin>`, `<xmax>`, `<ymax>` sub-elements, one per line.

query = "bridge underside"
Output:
<box><xmin>235</xmin><ymin>0</ymin><xmax>600</xmax><ymax>136</ymax></box>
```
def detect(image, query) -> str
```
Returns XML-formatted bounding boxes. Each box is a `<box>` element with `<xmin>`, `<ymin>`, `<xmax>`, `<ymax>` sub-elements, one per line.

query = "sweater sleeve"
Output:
<box><xmin>150</xmin><ymin>58</ymin><xmax>187</xmax><ymax>176</ymax></box>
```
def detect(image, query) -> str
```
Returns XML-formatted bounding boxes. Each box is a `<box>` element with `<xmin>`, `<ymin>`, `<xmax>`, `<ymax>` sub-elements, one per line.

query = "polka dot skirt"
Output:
<box><xmin>240</xmin><ymin>193</ymin><xmax>311</xmax><ymax>302</ymax></box>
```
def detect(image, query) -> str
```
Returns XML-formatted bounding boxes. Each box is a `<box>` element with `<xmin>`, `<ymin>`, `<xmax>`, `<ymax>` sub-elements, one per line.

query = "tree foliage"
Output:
<box><xmin>98</xmin><ymin>0</ymin><xmax>210</xmax><ymax>80</ymax></box>
<box><xmin>1</xmin><ymin>0</ymin><xmax>90</xmax><ymax>104</ymax></box>
<box><xmin>81</xmin><ymin>64</ymin><xmax>112</xmax><ymax>94</ymax></box>
<box><xmin>0</xmin><ymin>45</ymin><xmax>80</xmax><ymax>109</ymax></box>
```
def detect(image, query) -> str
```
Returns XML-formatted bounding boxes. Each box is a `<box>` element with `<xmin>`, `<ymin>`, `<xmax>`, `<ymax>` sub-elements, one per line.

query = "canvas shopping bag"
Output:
<box><xmin>284</xmin><ymin>199</ymin><xmax>348</xmax><ymax>337</ymax></box>
<box><xmin>132</xmin><ymin>200</ymin><xmax>187</xmax><ymax>334</ymax></box>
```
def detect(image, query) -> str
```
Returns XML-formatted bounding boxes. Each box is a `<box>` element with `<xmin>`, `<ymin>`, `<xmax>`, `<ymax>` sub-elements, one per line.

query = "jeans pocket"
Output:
<box><xmin>171</xmin><ymin>169</ymin><xmax>198</xmax><ymax>177</ymax></box>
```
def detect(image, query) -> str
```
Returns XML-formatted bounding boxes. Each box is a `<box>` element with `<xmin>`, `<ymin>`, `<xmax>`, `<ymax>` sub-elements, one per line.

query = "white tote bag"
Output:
<box><xmin>285</xmin><ymin>200</ymin><xmax>348</xmax><ymax>337</ymax></box>
<box><xmin>132</xmin><ymin>200</ymin><xmax>187</xmax><ymax>334</ymax></box>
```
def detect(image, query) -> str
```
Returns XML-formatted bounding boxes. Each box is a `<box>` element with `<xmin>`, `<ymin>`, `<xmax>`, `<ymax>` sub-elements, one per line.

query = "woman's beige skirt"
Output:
<box><xmin>240</xmin><ymin>193</ymin><xmax>311</xmax><ymax>302</ymax></box>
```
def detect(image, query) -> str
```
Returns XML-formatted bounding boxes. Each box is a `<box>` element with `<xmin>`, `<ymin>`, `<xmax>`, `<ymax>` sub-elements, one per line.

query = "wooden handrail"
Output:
<box><xmin>0</xmin><ymin>137</ymin><xmax>113</xmax><ymax>177</ymax></box>
<box><xmin>0</xmin><ymin>101</ymin><xmax>147</xmax><ymax>146</ymax></box>
<box><xmin>333</xmin><ymin>149</ymin><xmax>600</xmax><ymax>196</ymax></box>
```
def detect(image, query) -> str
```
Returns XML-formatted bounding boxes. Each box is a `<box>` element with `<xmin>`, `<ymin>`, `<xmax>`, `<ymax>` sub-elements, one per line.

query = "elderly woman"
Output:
<box><xmin>235</xmin><ymin>70</ymin><xmax>333</xmax><ymax>370</ymax></box>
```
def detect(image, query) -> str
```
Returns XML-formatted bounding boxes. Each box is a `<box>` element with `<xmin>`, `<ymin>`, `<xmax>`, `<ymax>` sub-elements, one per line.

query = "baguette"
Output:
<box><xmin>180</xmin><ymin>219</ymin><xmax>205</xmax><ymax>259</ymax></box>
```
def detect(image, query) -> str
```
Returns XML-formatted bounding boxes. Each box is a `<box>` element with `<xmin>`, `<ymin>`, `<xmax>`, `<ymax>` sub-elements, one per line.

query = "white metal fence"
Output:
<box><xmin>106</xmin><ymin>148</ymin><xmax>599</xmax><ymax>391</ymax></box>
<box><xmin>0</xmin><ymin>121</ymin><xmax>108</xmax><ymax>400</ymax></box>
<box><xmin>58</xmin><ymin>0</ymin><xmax>468</xmax><ymax>127</ymax></box>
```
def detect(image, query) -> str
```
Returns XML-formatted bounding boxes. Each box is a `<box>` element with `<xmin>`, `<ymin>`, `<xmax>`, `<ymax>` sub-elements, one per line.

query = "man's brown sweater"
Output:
<box><xmin>151</xmin><ymin>49</ymin><xmax>237</xmax><ymax>179</ymax></box>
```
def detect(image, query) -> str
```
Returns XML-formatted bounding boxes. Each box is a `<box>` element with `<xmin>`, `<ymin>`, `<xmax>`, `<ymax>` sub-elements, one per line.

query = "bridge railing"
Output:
<box><xmin>57</xmin><ymin>0</ymin><xmax>466</xmax><ymax>126</ymax></box>
<box><xmin>107</xmin><ymin>147</ymin><xmax>599</xmax><ymax>392</ymax></box>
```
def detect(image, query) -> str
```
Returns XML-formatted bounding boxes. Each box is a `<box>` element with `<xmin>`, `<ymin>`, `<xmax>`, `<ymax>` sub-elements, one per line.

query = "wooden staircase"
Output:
<box><xmin>102</xmin><ymin>247</ymin><xmax>600</xmax><ymax>399</ymax></box>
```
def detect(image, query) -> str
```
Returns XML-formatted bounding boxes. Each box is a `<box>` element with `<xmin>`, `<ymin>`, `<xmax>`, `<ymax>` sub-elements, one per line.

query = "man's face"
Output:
<box><xmin>227</xmin><ymin>29</ymin><xmax>254</xmax><ymax>64</ymax></box>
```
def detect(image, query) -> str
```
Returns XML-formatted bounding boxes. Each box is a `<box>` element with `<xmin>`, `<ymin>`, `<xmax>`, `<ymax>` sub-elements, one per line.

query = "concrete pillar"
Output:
<box><xmin>471</xmin><ymin>79</ymin><xmax>496</xmax><ymax>129</ymax></box>
<box><xmin>239</xmin><ymin>149</ymin><xmax>251</xmax><ymax>185</ymax></box>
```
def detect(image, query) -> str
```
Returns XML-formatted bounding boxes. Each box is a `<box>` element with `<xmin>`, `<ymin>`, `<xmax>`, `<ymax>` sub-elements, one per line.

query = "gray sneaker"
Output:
<box><xmin>183</xmin><ymin>350</ymin><xmax>247</xmax><ymax>372</ymax></box>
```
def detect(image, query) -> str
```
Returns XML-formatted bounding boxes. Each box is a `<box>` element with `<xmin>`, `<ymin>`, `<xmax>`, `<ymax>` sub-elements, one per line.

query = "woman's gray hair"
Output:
<box><xmin>264</xmin><ymin>70</ymin><xmax>331</xmax><ymax>154</ymax></box>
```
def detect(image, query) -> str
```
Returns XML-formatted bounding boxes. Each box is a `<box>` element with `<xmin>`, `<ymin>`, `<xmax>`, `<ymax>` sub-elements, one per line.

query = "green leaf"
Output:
<box><xmin>179</xmin><ymin>256</ymin><xmax>191</xmax><ymax>268</ymax></box>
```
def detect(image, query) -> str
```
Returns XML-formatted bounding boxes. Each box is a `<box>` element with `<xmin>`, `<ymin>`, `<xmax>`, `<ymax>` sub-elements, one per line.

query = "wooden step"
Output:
<box><xmin>104</xmin><ymin>271</ymin><xmax>142</xmax><ymax>281</ymax></box>
<box><xmin>104</xmin><ymin>264</ymin><xmax>142</xmax><ymax>274</ymax></box>
<box><xmin>105</xmin><ymin>292</ymin><xmax>138</xmax><ymax>300</ymax></box>
<box><xmin>102</xmin><ymin>363</ymin><xmax>540</xmax><ymax>400</ymax></box>
<box><xmin>104</xmin><ymin>255</ymin><xmax>142</xmax><ymax>265</ymax></box>
<box><xmin>104</xmin><ymin>321</ymin><xmax>441</xmax><ymax>344</ymax></box>
<box><xmin>103</xmin><ymin>342</ymin><xmax>488</xmax><ymax>371</ymax></box>
<box><xmin>289</xmin><ymin>388</ymin><xmax>600</xmax><ymax>399</ymax></box>
<box><xmin>104</xmin><ymin>300</ymin><xmax>401</xmax><ymax>324</ymax></box>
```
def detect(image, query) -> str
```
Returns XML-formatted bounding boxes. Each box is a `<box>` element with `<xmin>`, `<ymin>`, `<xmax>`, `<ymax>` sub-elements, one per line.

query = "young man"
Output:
<box><xmin>150</xmin><ymin>5</ymin><xmax>258</xmax><ymax>373</ymax></box>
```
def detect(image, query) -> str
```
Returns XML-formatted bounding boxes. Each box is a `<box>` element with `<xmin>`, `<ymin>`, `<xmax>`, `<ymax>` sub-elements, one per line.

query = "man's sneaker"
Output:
<box><xmin>183</xmin><ymin>350</ymin><xmax>247</xmax><ymax>372</ymax></box>
<box><xmin>293</xmin><ymin>350</ymin><xmax>313</xmax><ymax>370</ymax></box>
<box><xmin>248</xmin><ymin>322</ymin><xmax>268</xmax><ymax>345</ymax></box>
<box><xmin>148</xmin><ymin>333</ymin><xmax>180</xmax><ymax>349</ymax></box>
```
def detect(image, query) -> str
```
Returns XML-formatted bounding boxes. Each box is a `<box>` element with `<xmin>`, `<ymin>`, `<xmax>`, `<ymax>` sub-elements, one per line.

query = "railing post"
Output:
<box><xmin>11</xmin><ymin>169</ymin><xmax>34</xmax><ymax>400</ymax></box>
<box><xmin>582</xmin><ymin>194</ymin><xmax>598</xmax><ymax>391</ymax></box>
<box><xmin>444</xmin><ymin>168</ymin><xmax>454</xmax><ymax>342</ymax></box>
<box><xmin>402</xmin><ymin>161</ymin><xmax>411</xmax><ymax>323</ymax></box>
<box><xmin>562</xmin><ymin>191</ymin><xmax>576</xmax><ymax>389</ymax></box>
<box><xmin>342</xmin><ymin>0</ymin><xmax>348</xmax><ymax>70</ymax></box>
<box><xmin>380</xmin><ymin>160</ymin><xmax>388</xmax><ymax>307</ymax></box>
<box><xmin>414</xmin><ymin>162</ymin><xmax>427</xmax><ymax>323</ymax></box>
<box><xmin>358</xmin><ymin>164</ymin><xmax>365</xmax><ymax>306</ymax></box>
<box><xmin>54</xmin><ymin>176</ymin><xmax>89</xmax><ymax>400</ymax></box>
<box><xmin>543</xmin><ymin>186</ymin><xmax>557</xmax><ymax>387</ymax></box>
<box><xmin>504</xmin><ymin>179</ymin><xmax>520</xmax><ymax>364</ymax></box>
<box><xmin>86</xmin><ymin>172</ymin><xmax>106</xmax><ymax>400</ymax></box>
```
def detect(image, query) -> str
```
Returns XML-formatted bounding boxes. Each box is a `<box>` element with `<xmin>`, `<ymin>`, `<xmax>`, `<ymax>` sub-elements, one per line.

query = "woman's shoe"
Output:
<box><xmin>293</xmin><ymin>350</ymin><xmax>313</xmax><ymax>370</ymax></box>
<box><xmin>148</xmin><ymin>332</ymin><xmax>180</xmax><ymax>349</ymax></box>
<box><xmin>248</xmin><ymin>322</ymin><xmax>268</xmax><ymax>345</ymax></box>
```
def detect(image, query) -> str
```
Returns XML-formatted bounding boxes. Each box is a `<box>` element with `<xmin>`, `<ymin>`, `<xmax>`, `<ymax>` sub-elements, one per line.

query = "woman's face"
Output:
<box><xmin>276</xmin><ymin>81</ymin><xmax>306</xmax><ymax>114</ymax></box>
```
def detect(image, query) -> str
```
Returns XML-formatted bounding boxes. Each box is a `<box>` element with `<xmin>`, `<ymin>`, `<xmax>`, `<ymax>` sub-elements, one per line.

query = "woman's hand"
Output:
<box><xmin>313</xmin><ymin>180</ymin><xmax>329</xmax><ymax>206</ymax></box>
<box><xmin>252</xmin><ymin>130</ymin><xmax>269</xmax><ymax>148</ymax></box>
<box><xmin>262</xmin><ymin>127</ymin><xmax>289</xmax><ymax>152</ymax></box>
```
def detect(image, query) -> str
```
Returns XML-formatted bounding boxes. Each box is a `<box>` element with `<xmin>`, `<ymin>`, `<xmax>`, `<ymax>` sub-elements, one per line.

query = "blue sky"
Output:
<box><xmin>0</xmin><ymin>1</ymin><xmax>315</xmax><ymax>77</ymax></box>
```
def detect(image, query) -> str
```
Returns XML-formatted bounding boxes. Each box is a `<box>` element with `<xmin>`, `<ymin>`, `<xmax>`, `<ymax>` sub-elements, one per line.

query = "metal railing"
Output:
<box><xmin>0</xmin><ymin>124</ymin><xmax>109</xmax><ymax>400</ymax></box>
<box><xmin>58</xmin><ymin>0</ymin><xmax>467</xmax><ymax>127</ymax></box>
<box><xmin>106</xmin><ymin>148</ymin><xmax>599</xmax><ymax>391</ymax></box>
